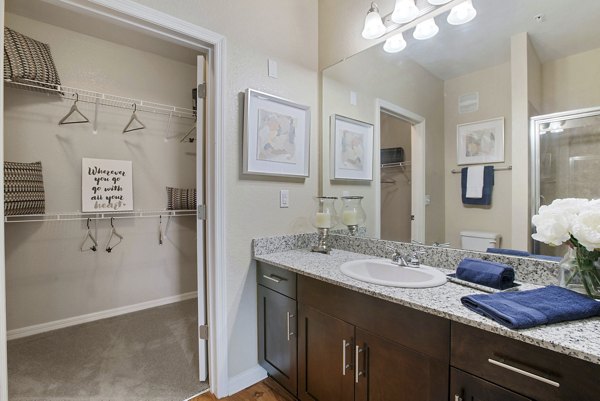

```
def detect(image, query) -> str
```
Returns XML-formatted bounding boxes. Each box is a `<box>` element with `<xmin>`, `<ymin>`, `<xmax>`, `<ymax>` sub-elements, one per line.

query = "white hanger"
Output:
<box><xmin>105</xmin><ymin>217</ymin><xmax>124</xmax><ymax>253</ymax></box>
<box><xmin>59</xmin><ymin>93</ymin><xmax>90</xmax><ymax>125</ymax></box>
<box><xmin>122</xmin><ymin>103</ymin><xmax>146</xmax><ymax>134</ymax></box>
<box><xmin>159</xmin><ymin>215</ymin><xmax>163</xmax><ymax>245</ymax></box>
<box><xmin>179</xmin><ymin>118</ymin><xmax>196</xmax><ymax>143</ymax></box>
<box><xmin>80</xmin><ymin>218</ymin><xmax>98</xmax><ymax>252</ymax></box>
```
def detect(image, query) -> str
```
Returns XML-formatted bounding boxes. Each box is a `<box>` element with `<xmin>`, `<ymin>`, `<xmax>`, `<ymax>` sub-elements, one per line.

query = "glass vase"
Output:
<box><xmin>309</xmin><ymin>196</ymin><xmax>338</xmax><ymax>254</ymax></box>
<box><xmin>561</xmin><ymin>246</ymin><xmax>600</xmax><ymax>299</ymax></box>
<box><xmin>340</xmin><ymin>196</ymin><xmax>366</xmax><ymax>235</ymax></box>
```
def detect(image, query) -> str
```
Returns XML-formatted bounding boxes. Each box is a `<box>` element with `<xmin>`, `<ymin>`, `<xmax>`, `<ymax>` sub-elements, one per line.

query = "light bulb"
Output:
<box><xmin>383</xmin><ymin>32</ymin><xmax>407</xmax><ymax>53</ymax></box>
<box><xmin>362</xmin><ymin>3</ymin><xmax>386</xmax><ymax>39</ymax></box>
<box><xmin>447</xmin><ymin>0</ymin><xmax>477</xmax><ymax>25</ymax></box>
<box><xmin>413</xmin><ymin>18</ymin><xmax>439</xmax><ymax>40</ymax></box>
<box><xmin>427</xmin><ymin>0</ymin><xmax>452</xmax><ymax>4</ymax></box>
<box><xmin>391</xmin><ymin>0</ymin><xmax>419</xmax><ymax>24</ymax></box>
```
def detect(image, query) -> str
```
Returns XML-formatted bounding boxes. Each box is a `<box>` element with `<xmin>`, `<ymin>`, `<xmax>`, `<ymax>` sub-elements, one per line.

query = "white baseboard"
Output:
<box><xmin>7</xmin><ymin>291</ymin><xmax>198</xmax><ymax>340</ymax></box>
<box><xmin>228</xmin><ymin>365</ymin><xmax>268</xmax><ymax>396</ymax></box>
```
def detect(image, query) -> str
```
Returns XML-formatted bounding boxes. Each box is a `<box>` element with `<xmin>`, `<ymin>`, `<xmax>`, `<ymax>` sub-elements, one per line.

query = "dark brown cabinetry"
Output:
<box><xmin>257</xmin><ymin>262</ymin><xmax>298</xmax><ymax>396</ymax></box>
<box><xmin>297</xmin><ymin>275</ymin><xmax>449</xmax><ymax>401</ymax></box>
<box><xmin>451</xmin><ymin>367</ymin><xmax>533</xmax><ymax>401</ymax></box>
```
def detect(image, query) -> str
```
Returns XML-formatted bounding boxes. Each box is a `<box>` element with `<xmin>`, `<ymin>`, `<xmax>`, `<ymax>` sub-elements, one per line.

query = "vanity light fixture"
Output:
<box><xmin>383</xmin><ymin>32</ymin><xmax>408</xmax><ymax>53</ymax></box>
<box><xmin>447</xmin><ymin>0</ymin><xmax>477</xmax><ymax>25</ymax></box>
<box><xmin>391</xmin><ymin>0</ymin><xmax>420</xmax><ymax>24</ymax></box>
<box><xmin>360</xmin><ymin>0</ymin><xmax>478</xmax><ymax>53</ymax></box>
<box><xmin>361</xmin><ymin>2</ymin><xmax>387</xmax><ymax>39</ymax></box>
<box><xmin>413</xmin><ymin>18</ymin><xmax>439</xmax><ymax>40</ymax></box>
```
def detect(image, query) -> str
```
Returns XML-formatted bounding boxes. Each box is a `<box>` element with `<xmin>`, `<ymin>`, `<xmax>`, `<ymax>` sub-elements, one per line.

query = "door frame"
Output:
<box><xmin>0</xmin><ymin>0</ymin><xmax>229</xmax><ymax>399</ymax></box>
<box><xmin>374</xmin><ymin>99</ymin><xmax>426</xmax><ymax>243</ymax></box>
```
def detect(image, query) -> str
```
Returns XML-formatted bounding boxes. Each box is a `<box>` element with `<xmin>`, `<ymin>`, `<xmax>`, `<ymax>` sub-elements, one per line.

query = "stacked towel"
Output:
<box><xmin>486</xmin><ymin>248</ymin><xmax>530</xmax><ymax>257</ymax></box>
<box><xmin>456</xmin><ymin>258</ymin><xmax>515</xmax><ymax>290</ymax></box>
<box><xmin>461</xmin><ymin>166</ymin><xmax>494</xmax><ymax>205</ymax></box>
<box><xmin>461</xmin><ymin>285</ymin><xmax>600</xmax><ymax>329</ymax></box>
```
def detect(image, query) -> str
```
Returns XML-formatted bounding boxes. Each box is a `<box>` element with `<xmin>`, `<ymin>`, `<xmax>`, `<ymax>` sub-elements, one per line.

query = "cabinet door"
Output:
<box><xmin>258</xmin><ymin>285</ymin><xmax>297</xmax><ymax>395</ymax></box>
<box><xmin>298</xmin><ymin>304</ymin><xmax>354</xmax><ymax>401</ymax></box>
<box><xmin>450</xmin><ymin>368</ymin><xmax>533</xmax><ymax>401</ymax></box>
<box><xmin>354</xmin><ymin>328</ymin><xmax>448</xmax><ymax>401</ymax></box>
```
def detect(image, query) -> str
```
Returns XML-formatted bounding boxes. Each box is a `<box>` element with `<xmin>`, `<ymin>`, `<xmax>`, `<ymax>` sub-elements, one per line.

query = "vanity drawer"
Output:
<box><xmin>451</xmin><ymin>322</ymin><xmax>600</xmax><ymax>401</ymax></box>
<box><xmin>257</xmin><ymin>262</ymin><xmax>296</xmax><ymax>299</ymax></box>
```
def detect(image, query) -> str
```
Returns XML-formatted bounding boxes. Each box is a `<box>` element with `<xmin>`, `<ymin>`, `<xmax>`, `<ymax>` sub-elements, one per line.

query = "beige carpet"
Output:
<box><xmin>8</xmin><ymin>299</ymin><xmax>208</xmax><ymax>401</ymax></box>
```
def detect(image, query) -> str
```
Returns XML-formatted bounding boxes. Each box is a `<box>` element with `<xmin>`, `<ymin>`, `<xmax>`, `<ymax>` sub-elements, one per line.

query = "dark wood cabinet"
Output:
<box><xmin>297</xmin><ymin>275</ymin><xmax>449</xmax><ymax>401</ymax></box>
<box><xmin>258</xmin><ymin>263</ymin><xmax>298</xmax><ymax>396</ymax></box>
<box><xmin>450</xmin><ymin>367</ymin><xmax>533</xmax><ymax>401</ymax></box>
<box><xmin>298</xmin><ymin>304</ymin><xmax>354</xmax><ymax>401</ymax></box>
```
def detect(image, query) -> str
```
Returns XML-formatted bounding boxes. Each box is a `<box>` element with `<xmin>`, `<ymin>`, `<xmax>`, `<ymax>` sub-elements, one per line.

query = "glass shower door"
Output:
<box><xmin>532</xmin><ymin>107</ymin><xmax>600</xmax><ymax>256</ymax></box>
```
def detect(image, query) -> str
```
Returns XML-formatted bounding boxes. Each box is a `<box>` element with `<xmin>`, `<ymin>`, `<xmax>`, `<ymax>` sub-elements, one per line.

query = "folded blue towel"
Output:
<box><xmin>461</xmin><ymin>285</ymin><xmax>600</xmax><ymax>329</ymax></box>
<box><xmin>461</xmin><ymin>166</ymin><xmax>494</xmax><ymax>205</ymax></box>
<box><xmin>456</xmin><ymin>258</ymin><xmax>515</xmax><ymax>290</ymax></box>
<box><xmin>530</xmin><ymin>254</ymin><xmax>562</xmax><ymax>262</ymax></box>
<box><xmin>487</xmin><ymin>248</ymin><xmax>530</xmax><ymax>257</ymax></box>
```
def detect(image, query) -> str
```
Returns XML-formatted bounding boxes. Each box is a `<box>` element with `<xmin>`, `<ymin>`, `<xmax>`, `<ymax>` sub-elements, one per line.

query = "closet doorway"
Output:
<box><xmin>1</xmin><ymin>1</ymin><xmax>215</xmax><ymax>399</ymax></box>
<box><xmin>375</xmin><ymin>100</ymin><xmax>426</xmax><ymax>243</ymax></box>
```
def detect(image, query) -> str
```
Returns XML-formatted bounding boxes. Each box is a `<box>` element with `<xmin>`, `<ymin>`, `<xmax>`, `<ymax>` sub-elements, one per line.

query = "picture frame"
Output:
<box><xmin>82</xmin><ymin>158</ymin><xmax>133</xmax><ymax>212</ymax></box>
<box><xmin>243</xmin><ymin>88</ymin><xmax>310</xmax><ymax>177</ymax></box>
<box><xmin>331</xmin><ymin>114</ymin><xmax>374</xmax><ymax>181</ymax></box>
<box><xmin>456</xmin><ymin>117</ymin><xmax>505</xmax><ymax>165</ymax></box>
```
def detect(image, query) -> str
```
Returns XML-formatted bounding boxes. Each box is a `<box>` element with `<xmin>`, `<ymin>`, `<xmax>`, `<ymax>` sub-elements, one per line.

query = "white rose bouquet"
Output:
<box><xmin>532</xmin><ymin>198</ymin><xmax>600</xmax><ymax>298</ymax></box>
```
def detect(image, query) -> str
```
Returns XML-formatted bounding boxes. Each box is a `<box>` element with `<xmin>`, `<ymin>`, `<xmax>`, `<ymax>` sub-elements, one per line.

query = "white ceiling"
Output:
<box><xmin>347</xmin><ymin>0</ymin><xmax>600</xmax><ymax>80</ymax></box>
<box><xmin>5</xmin><ymin>0</ymin><xmax>200</xmax><ymax>66</ymax></box>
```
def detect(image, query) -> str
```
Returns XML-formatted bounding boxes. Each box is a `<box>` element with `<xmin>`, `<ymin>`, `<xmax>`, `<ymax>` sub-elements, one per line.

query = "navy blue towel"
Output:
<box><xmin>486</xmin><ymin>248</ymin><xmax>530</xmax><ymax>257</ymax></box>
<box><xmin>461</xmin><ymin>166</ymin><xmax>494</xmax><ymax>205</ymax></box>
<box><xmin>456</xmin><ymin>258</ymin><xmax>515</xmax><ymax>290</ymax></box>
<box><xmin>461</xmin><ymin>285</ymin><xmax>600</xmax><ymax>329</ymax></box>
<box><xmin>530</xmin><ymin>254</ymin><xmax>562</xmax><ymax>262</ymax></box>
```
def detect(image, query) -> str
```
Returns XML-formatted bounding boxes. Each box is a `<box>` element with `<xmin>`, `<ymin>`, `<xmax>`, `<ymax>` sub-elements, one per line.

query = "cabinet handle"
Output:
<box><xmin>355</xmin><ymin>345</ymin><xmax>366</xmax><ymax>383</ymax></box>
<box><xmin>342</xmin><ymin>339</ymin><xmax>351</xmax><ymax>376</ymax></box>
<box><xmin>286</xmin><ymin>312</ymin><xmax>294</xmax><ymax>341</ymax></box>
<box><xmin>263</xmin><ymin>274</ymin><xmax>286</xmax><ymax>283</ymax></box>
<box><xmin>488</xmin><ymin>358</ymin><xmax>560</xmax><ymax>388</ymax></box>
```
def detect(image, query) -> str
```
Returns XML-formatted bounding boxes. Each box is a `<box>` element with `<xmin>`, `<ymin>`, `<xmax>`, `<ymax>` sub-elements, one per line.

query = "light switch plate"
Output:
<box><xmin>268</xmin><ymin>59</ymin><xmax>278</xmax><ymax>79</ymax></box>
<box><xmin>280</xmin><ymin>189</ymin><xmax>289</xmax><ymax>208</ymax></box>
<box><xmin>350</xmin><ymin>91</ymin><xmax>357</xmax><ymax>106</ymax></box>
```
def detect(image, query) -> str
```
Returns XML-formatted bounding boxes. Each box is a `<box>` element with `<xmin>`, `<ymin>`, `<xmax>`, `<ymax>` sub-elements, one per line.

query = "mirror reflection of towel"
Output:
<box><xmin>461</xmin><ymin>166</ymin><xmax>494</xmax><ymax>205</ymax></box>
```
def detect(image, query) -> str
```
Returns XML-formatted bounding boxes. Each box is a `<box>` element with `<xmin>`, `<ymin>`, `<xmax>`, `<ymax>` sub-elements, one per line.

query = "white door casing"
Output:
<box><xmin>0</xmin><ymin>0</ymin><xmax>228</xmax><ymax>399</ymax></box>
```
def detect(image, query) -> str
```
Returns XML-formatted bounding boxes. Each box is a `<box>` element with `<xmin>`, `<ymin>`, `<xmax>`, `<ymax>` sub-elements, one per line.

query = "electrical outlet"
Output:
<box><xmin>280</xmin><ymin>189</ymin><xmax>289</xmax><ymax>208</ymax></box>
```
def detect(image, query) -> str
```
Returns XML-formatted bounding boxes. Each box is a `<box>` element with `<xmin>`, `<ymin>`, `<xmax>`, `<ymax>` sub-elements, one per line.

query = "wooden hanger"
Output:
<box><xmin>122</xmin><ymin>103</ymin><xmax>146</xmax><ymax>134</ymax></box>
<box><xmin>59</xmin><ymin>93</ymin><xmax>90</xmax><ymax>125</ymax></box>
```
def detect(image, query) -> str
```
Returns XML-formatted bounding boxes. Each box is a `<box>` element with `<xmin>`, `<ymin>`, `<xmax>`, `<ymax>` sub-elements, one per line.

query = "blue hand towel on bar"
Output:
<box><xmin>486</xmin><ymin>248</ymin><xmax>530</xmax><ymax>257</ymax></box>
<box><xmin>456</xmin><ymin>258</ymin><xmax>515</xmax><ymax>290</ymax></box>
<box><xmin>461</xmin><ymin>285</ymin><xmax>600</xmax><ymax>329</ymax></box>
<box><xmin>461</xmin><ymin>166</ymin><xmax>494</xmax><ymax>205</ymax></box>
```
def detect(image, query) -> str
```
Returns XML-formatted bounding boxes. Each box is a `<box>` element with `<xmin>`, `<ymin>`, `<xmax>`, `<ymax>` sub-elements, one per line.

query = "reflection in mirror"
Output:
<box><xmin>321</xmin><ymin>0</ymin><xmax>600</xmax><ymax>257</ymax></box>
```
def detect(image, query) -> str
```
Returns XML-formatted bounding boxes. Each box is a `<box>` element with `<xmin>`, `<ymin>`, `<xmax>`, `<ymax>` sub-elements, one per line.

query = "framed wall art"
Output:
<box><xmin>456</xmin><ymin>117</ymin><xmax>505</xmax><ymax>165</ymax></box>
<box><xmin>331</xmin><ymin>114</ymin><xmax>374</xmax><ymax>181</ymax></box>
<box><xmin>243</xmin><ymin>89</ymin><xmax>310</xmax><ymax>177</ymax></box>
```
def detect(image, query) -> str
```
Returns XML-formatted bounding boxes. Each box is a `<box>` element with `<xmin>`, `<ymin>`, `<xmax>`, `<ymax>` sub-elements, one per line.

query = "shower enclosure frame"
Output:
<box><xmin>530</xmin><ymin>106</ymin><xmax>600</xmax><ymax>254</ymax></box>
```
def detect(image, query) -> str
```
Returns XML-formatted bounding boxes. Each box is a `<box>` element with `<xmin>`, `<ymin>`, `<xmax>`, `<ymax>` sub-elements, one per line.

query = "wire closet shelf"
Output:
<box><xmin>4</xmin><ymin>78</ymin><xmax>196</xmax><ymax>120</ymax></box>
<box><xmin>4</xmin><ymin>209</ymin><xmax>197</xmax><ymax>223</ymax></box>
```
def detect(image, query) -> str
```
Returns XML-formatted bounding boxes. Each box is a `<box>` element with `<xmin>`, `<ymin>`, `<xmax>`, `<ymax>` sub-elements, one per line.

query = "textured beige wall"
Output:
<box><xmin>443</xmin><ymin>63</ymin><xmax>512</xmax><ymax>248</ymax></box>
<box><xmin>130</xmin><ymin>0</ymin><xmax>319</xmax><ymax>379</ymax></box>
<box><xmin>322</xmin><ymin>54</ymin><xmax>445</xmax><ymax>243</ymax></box>
<box><xmin>380</xmin><ymin>113</ymin><xmax>412</xmax><ymax>242</ymax></box>
<box><xmin>4</xmin><ymin>14</ymin><xmax>198</xmax><ymax>330</ymax></box>
<box><xmin>543</xmin><ymin>47</ymin><xmax>600</xmax><ymax>114</ymax></box>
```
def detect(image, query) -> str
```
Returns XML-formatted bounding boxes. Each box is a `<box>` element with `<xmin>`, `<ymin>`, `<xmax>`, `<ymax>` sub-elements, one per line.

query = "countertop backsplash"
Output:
<box><xmin>253</xmin><ymin>233</ymin><xmax>560</xmax><ymax>286</ymax></box>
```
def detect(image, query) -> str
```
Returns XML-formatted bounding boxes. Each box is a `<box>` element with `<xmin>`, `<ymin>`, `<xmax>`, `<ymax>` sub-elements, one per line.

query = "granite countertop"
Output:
<box><xmin>254</xmin><ymin>247</ymin><xmax>600</xmax><ymax>366</ymax></box>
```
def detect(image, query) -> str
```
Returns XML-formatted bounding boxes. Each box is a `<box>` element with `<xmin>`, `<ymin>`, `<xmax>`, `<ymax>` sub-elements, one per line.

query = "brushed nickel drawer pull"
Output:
<box><xmin>263</xmin><ymin>274</ymin><xmax>286</xmax><ymax>283</ymax></box>
<box><xmin>488</xmin><ymin>358</ymin><xmax>560</xmax><ymax>388</ymax></box>
<box><xmin>286</xmin><ymin>312</ymin><xmax>294</xmax><ymax>341</ymax></box>
<box><xmin>342</xmin><ymin>339</ymin><xmax>351</xmax><ymax>376</ymax></box>
<box><xmin>355</xmin><ymin>345</ymin><xmax>364</xmax><ymax>383</ymax></box>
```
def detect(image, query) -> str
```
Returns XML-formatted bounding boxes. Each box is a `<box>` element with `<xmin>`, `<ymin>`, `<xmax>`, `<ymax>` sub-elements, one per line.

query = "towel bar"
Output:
<box><xmin>451</xmin><ymin>165</ymin><xmax>512</xmax><ymax>174</ymax></box>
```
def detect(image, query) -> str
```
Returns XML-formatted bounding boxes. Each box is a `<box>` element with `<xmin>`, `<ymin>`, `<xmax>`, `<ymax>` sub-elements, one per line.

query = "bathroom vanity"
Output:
<box><xmin>255</xmin><ymin>235</ymin><xmax>600</xmax><ymax>401</ymax></box>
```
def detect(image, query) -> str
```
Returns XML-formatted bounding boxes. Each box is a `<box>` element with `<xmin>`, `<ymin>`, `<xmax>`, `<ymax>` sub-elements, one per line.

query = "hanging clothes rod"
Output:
<box><xmin>4</xmin><ymin>209</ymin><xmax>196</xmax><ymax>223</ymax></box>
<box><xmin>4</xmin><ymin>78</ymin><xmax>196</xmax><ymax>120</ymax></box>
<box><xmin>451</xmin><ymin>165</ymin><xmax>512</xmax><ymax>174</ymax></box>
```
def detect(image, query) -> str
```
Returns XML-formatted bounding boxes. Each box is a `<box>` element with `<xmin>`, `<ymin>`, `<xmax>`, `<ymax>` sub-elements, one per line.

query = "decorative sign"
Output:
<box><xmin>82</xmin><ymin>158</ymin><xmax>133</xmax><ymax>212</ymax></box>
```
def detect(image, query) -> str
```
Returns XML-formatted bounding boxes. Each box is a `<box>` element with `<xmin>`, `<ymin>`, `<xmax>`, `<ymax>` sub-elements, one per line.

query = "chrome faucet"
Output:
<box><xmin>388</xmin><ymin>247</ymin><xmax>425</xmax><ymax>268</ymax></box>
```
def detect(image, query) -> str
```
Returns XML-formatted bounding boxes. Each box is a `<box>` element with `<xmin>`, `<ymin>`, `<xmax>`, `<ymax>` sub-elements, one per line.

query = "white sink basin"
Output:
<box><xmin>340</xmin><ymin>259</ymin><xmax>447</xmax><ymax>288</ymax></box>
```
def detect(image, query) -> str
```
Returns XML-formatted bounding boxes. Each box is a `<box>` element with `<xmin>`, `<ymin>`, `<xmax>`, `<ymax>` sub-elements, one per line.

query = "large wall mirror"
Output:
<box><xmin>321</xmin><ymin>0</ymin><xmax>600</xmax><ymax>256</ymax></box>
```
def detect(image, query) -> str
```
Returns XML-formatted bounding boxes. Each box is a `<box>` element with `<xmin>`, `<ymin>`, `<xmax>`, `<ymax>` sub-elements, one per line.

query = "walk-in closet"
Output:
<box><xmin>3</xmin><ymin>1</ymin><xmax>208</xmax><ymax>399</ymax></box>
